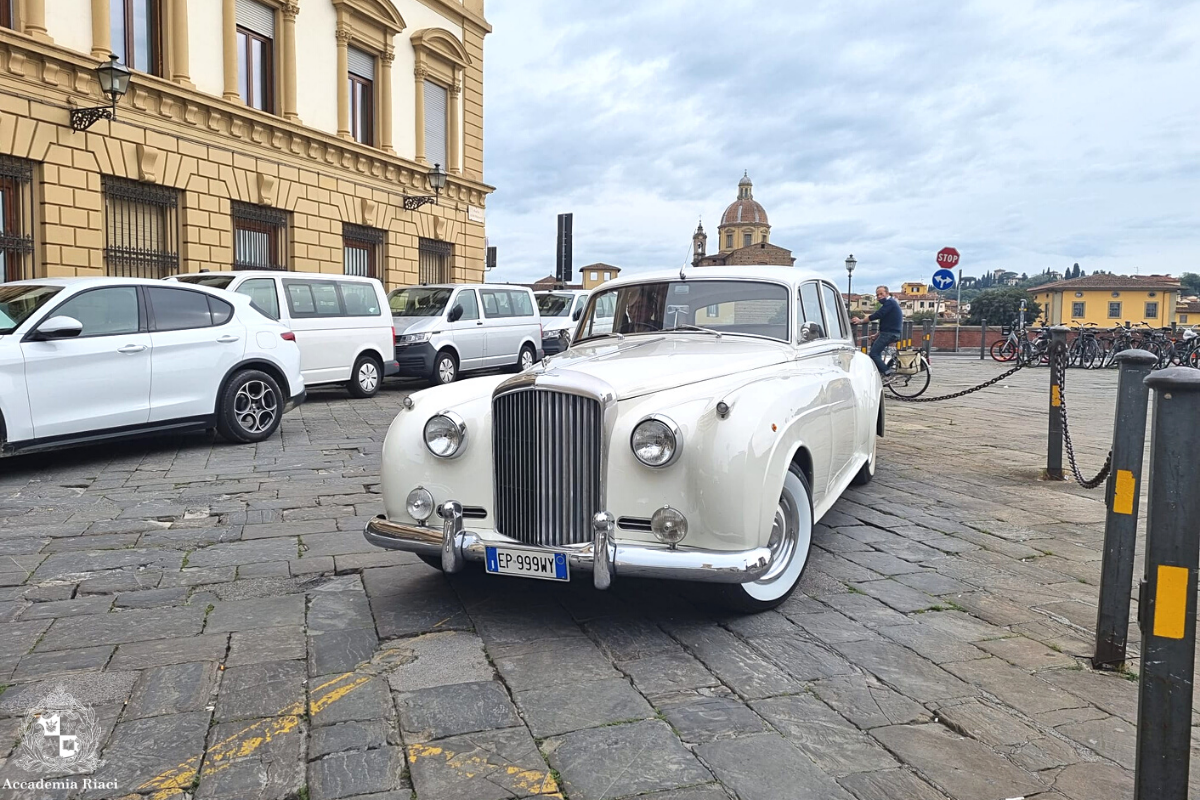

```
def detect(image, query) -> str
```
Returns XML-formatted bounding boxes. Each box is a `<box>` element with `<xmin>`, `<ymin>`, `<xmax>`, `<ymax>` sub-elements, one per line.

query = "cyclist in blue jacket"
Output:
<box><xmin>852</xmin><ymin>286</ymin><xmax>903</xmax><ymax>378</ymax></box>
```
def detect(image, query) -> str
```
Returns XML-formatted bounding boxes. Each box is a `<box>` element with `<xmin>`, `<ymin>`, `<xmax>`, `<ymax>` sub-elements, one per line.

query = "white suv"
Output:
<box><xmin>0</xmin><ymin>278</ymin><xmax>305</xmax><ymax>456</ymax></box>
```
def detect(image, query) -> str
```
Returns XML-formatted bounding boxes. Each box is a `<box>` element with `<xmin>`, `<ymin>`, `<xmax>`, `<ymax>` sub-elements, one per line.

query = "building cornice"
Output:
<box><xmin>413</xmin><ymin>0</ymin><xmax>492</xmax><ymax>34</ymax></box>
<box><xmin>0</xmin><ymin>29</ymin><xmax>494</xmax><ymax>203</ymax></box>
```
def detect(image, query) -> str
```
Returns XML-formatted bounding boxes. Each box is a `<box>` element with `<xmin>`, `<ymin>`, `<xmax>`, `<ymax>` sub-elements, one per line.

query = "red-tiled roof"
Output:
<box><xmin>1037</xmin><ymin>274</ymin><xmax>1181</xmax><ymax>292</ymax></box>
<box><xmin>720</xmin><ymin>198</ymin><xmax>769</xmax><ymax>227</ymax></box>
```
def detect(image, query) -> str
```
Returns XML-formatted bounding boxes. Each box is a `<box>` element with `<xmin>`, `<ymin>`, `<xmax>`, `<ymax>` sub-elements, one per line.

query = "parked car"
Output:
<box><xmin>172</xmin><ymin>271</ymin><xmax>396</xmax><ymax>398</ymax></box>
<box><xmin>535</xmin><ymin>289</ymin><xmax>590</xmax><ymax>355</ymax></box>
<box><xmin>0</xmin><ymin>278</ymin><xmax>304</xmax><ymax>456</ymax></box>
<box><xmin>388</xmin><ymin>284</ymin><xmax>542</xmax><ymax>385</ymax></box>
<box><xmin>364</xmin><ymin>266</ymin><xmax>883</xmax><ymax>611</ymax></box>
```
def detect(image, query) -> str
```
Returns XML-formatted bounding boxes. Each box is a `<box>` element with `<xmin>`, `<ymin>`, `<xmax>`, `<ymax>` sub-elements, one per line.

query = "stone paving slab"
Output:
<box><xmin>0</xmin><ymin>365</ymin><xmax>1175</xmax><ymax>798</ymax></box>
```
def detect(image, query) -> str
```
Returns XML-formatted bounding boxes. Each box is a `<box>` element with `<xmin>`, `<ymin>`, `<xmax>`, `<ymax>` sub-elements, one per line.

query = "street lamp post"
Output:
<box><xmin>845</xmin><ymin>254</ymin><xmax>857</xmax><ymax>298</ymax></box>
<box><xmin>70</xmin><ymin>55</ymin><xmax>132</xmax><ymax>132</ymax></box>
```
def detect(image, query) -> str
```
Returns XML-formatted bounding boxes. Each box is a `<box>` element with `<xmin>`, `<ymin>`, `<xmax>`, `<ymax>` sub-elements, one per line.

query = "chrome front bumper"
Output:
<box><xmin>363</xmin><ymin>501</ymin><xmax>773</xmax><ymax>590</ymax></box>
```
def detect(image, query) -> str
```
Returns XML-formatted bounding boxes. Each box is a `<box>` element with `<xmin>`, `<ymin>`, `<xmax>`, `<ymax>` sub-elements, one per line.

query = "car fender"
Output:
<box><xmin>214</xmin><ymin>355</ymin><xmax>298</xmax><ymax>411</ymax></box>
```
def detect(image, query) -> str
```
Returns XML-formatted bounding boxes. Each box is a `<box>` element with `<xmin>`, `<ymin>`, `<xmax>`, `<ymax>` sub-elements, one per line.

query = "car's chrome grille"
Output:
<box><xmin>493</xmin><ymin>389</ymin><xmax>602</xmax><ymax>547</ymax></box>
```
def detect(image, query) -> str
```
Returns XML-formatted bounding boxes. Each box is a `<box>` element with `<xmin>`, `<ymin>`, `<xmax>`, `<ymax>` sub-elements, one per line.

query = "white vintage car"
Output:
<box><xmin>365</xmin><ymin>266</ymin><xmax>884</xmax><ymax>611</ymax></box>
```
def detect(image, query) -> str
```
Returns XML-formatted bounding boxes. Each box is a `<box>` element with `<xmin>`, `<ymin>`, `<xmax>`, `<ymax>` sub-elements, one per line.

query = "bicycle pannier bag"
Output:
<box><xmin>896</xmin><ymin>350</ymin><xmax>919</xmax><ymax>374</ymax></box>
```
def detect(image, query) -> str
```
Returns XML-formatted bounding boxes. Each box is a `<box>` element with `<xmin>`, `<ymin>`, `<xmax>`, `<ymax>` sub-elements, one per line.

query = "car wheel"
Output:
<box><xmin>347</xmin><ymin>354</ymin><xmax>382</xmax><ymax>398</ymax></box>
<box><xmin>515</xmin><ymin>344</ymin><xmax>536</xmax><ymax>373</ymax></box>
<box><xmin>717</xmin><ymin>464</ymin><xmax>813</xmax><ymax>613</ymax></box>
<box><xmin>216</xmin><ymin>369</ymin><xmax>283</xmax><ymax>444</ymax></box>
<box><xmin>850</xmin><ymin>426</ymin><xmax>877</xmax><ymax>486</ymax></box>
<box><xmin>431</xmin><ymin>350</ymin><xmax>458</xmax><ymax>386</ymax></box>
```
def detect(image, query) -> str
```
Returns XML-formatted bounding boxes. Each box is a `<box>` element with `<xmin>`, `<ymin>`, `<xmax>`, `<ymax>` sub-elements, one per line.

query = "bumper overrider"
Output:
<box><xmin>363</xmin><ymin>501</ymin><xmax>773</xmax><ymax>590</ymax></box>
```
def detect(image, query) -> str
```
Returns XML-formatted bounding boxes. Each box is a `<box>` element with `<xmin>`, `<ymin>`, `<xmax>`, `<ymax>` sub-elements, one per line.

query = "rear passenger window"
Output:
<box><xmin>481</xmin><ymin>289</ymin><xmax>512</xmax><ymax>317</ymax></box>
<box><xmin>509</xmin><ymin>290</ymin><xmax>533</xmax><ymax>316</ymax></box>
<box><xmin>799</xmin><ymin>283</ymin><xmax>826</xmax><ymax>338</ymax></box>
<box><xmin>238</xmin><ymin>278</ymin><xmax>280</xmax><ymax>320</ymax></box>
<box><xmin>148</xmin><ymin>287</ymin><xmax>213</xmax><ymax>331</ymax></box>
<box><xmin>285</xmin><ymin>281</ymin><xmax>344</xmax><ymax>317</ymax></box>
<box><xmin>208</xmin><ymin>296</ymin><xmax>234</xmax><ymax>326</ymax></box>
<box><xmin>339</xmin><ymin>282</ymin><xmax>381</xmax><ymax>316</ymax></box>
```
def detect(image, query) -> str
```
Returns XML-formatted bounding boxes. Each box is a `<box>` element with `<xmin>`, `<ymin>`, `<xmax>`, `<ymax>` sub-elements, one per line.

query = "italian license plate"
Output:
<box><xmin>485</xmin><ymin>546</ymin><xmax>569</xmax><ymax>582</ymax></box>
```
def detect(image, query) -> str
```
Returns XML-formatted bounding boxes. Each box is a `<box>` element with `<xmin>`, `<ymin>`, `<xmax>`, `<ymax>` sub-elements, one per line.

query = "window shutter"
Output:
<box><xmin>423</xmin><ymin>81</ymin><xmax>448</xmax><ymax>168</ymax></box>
<box><xmin>236</xmin><ymin>0</ymin><xmax>275</xmax><ymax>37</ymax></box>
<box><xmin>348</xmin><ymin>47</ymin><xmax>375</xmax><ymax>80</ymax></box>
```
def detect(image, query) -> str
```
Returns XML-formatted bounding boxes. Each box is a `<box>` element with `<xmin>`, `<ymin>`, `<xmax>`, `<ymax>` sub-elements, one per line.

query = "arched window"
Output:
<box><xmin>411</xmin><ymin>27</ymin><xmax>471</xmax><ymax>174</ymax></box>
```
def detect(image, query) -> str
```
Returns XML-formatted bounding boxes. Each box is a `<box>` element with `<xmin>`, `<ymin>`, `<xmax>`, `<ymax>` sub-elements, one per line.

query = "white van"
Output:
<box><xmin>388</xmin><ymin>284</ymin><xmax>542</xmax><ymax>385</ymax></box>
<box><xmin>535</xmin><ymin>289</ymin><xmax>590</xmax><ymax>355</ymax></box>
<box><xmin>172</xmin><ymin>271</ymin><xmax>396</xmax><ymax>397</ymax></box>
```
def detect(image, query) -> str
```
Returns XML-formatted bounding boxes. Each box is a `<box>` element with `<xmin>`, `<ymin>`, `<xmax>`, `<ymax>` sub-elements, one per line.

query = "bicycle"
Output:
<box><xmin>878</xmin><ymin>339</ymin><xmax>931</xmax><ymax>398</ymax></box>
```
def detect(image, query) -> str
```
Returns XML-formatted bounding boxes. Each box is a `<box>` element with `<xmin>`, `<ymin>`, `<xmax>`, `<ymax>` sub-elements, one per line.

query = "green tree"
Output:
<box><xmin>1180</xmin><ymin>272</ymin><xmax>1200</xmax><ymax>296</ymax></box>
<box><xmin>909</xmin><ymin>311</ymin><xmax>936</xmax><ymax>323</ymax></box>
<box><xmin>967</xmin><ymin>288</ymin><xmax>1042</xmax><ymax>326</ymax></box>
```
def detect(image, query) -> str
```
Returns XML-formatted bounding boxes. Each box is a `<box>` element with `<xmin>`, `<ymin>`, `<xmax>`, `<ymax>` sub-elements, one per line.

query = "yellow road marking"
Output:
<box><xmin>1112</xmin><ymin>469</ymin><xmax>1136</xmax><ymax>515</ymax></box>
<box><xmin>408</xmin><ymin>742</ymin><xmax>563</xmax><ymax>797</ymax></box>
<box><xmin>138</xmin><ymin>671</ymin><xmax>367</xmax><ymax>799</ymax></box>
<box><xmin>1154</xmin><ymin>565</ymin><xmax>1189</xmax><ymax>640</ymax></box>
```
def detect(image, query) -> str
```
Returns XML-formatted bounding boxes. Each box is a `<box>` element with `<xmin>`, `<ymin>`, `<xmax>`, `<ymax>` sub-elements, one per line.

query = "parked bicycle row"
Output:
<box><xmin>990</xmin><ymin>321</ymin><xmax>1200</xmax><ymax>369</ymax></box>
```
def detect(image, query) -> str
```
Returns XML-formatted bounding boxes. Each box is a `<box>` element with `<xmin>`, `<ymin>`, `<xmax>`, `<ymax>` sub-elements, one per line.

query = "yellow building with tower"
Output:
<box><xmin>692</xmin><ymin>173</ymin><xmax>795</xmax><ymax>268</ymax></box>
<box><xmin>1031</xmin><ymin>274</ymin><xmax>1180</xmax><ymax>327</ymax></box>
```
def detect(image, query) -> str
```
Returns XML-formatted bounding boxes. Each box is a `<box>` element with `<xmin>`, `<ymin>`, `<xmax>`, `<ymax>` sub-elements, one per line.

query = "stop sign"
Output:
<box><xmin>936</xmin><ymin>247</ymin><xmax>960</xmax><ymax>268</ymax></box>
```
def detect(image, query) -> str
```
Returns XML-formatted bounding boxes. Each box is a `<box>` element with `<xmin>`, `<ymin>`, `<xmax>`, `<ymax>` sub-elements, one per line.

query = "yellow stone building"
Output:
<box><xmin>692</xmin><ymin>173</ymin><xmax>795</xmax><ymax>268</ymax></box>
<box><xmin>0</xmin><ymin>0</ymin><xmax>491</xmax><ymax>288</ymax></box>
<box><xmin>1031</xmin><ymin>274</ymin><xmax>1180</xmax><ymax>327</ymax></box>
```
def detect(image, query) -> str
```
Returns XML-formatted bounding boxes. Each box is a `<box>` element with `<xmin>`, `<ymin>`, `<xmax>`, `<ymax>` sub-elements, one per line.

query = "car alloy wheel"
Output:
<box><xmin>234</xmin><ymin>379</ymin><xmax>278</xmax><ymax>435</ymax></box>
<box><xmin>358</xmin><ymin>361</ymin><xmax>380</xmax><ymax>393</ymax></box>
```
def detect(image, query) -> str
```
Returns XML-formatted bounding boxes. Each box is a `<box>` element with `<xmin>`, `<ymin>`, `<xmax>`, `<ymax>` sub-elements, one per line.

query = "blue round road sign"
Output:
<box><xmin>932</xmin><ymin>269</ymin><xmax>956</xmax><ymax>291</ymax></box>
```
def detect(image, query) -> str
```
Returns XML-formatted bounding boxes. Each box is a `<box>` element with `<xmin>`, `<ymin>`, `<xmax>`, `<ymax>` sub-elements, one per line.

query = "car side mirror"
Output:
<box><xmin>34</xmin><ymin>316</ymin><xmax>84</xmax><ymax>341</ymax></box>
<box><xmin>572</xmin><ymin>307</ymin><xmax>582</xmax><ymax>321</ymax></box>
<box><xmin>799</xmin><ymin>321</ymin><xmax>824</xmax><ymax>343</ymax></box>
<box><xmin>447</xmin><ymin>305</ymin><xmax>463</xmax><ymax>323</ymax></box>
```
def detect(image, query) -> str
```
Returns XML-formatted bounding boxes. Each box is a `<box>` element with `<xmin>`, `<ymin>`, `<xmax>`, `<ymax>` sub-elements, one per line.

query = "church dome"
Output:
<box><xmin>720</xmin><ymin>172</ymin><xmax>769</xmax><ymax>227</ymax></box>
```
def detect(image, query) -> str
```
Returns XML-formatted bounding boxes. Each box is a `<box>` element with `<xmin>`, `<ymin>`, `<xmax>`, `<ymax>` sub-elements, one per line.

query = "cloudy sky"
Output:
<box><xmin>480</xmin><ymin>1</ymin><xmax>1200</xmax><ymax>291</ymax></box>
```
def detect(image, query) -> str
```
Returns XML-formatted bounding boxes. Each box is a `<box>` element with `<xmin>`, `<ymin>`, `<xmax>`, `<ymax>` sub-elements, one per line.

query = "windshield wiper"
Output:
<box><xmin>665</xmin><ymin>324</ymin><xmax>722</xmax><ymax>338</ymax></box>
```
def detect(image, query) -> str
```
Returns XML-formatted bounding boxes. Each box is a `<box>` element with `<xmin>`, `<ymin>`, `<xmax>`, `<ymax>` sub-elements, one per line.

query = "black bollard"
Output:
<box><xmin>980</xmin><ymin>319</ymin><xmax>987</xmax><ymax>360</ymax></box>
<box><xmin>922</xmin><ymin>319</ymin><xmax>932</xmax><ymax>361</ymax></box>
<box><xmin>1044</xmin><ymin>326</ymin><xmax>1069</xmax><ymax>481</ymax></box>
<box><xmin>1133</xmin><ymin>367</ymin><xmax>1200</xmax><ymax>800</ymax></box>
<box><xmin>1092</xmin><ymin>349</ymin><xmax>1157</xmax><ymax>670</ymax></box>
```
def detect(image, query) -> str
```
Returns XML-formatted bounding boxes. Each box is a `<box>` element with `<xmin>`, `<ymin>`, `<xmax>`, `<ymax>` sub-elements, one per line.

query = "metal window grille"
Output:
<box><xmin>418</xmin><ymin>237</ymin><xmax>452</xmax><ymax>285</ymax></box>
<box><xmin>0</xmin><ymin>156</ymin><xmax>34</xmax><ymax>283</ymax></box>
<box><xmin>232</xmin><ymin>202</ymin><xmax>288</xmax><ymax>270</ymax></box>
<box><xmin>103</xmin><ymin>176</ymin><xmax>179</xmax><ymax>279</ymax></box>
<box><xmin>344</xmin><ymin>223</ymin><xmax>383</xmax><ymax>278</ymax></box>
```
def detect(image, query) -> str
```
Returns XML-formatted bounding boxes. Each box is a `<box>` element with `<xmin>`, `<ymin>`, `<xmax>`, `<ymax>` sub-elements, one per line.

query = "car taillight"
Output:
<box><xmin>392</xmin><ymin>326</ymin><xmax>396</xmax><ymax>340</ymax></box>
<box><xmin>281</xmin><ymin>332</ymin><xmax>296</xmax><ymax>341</ymax></box>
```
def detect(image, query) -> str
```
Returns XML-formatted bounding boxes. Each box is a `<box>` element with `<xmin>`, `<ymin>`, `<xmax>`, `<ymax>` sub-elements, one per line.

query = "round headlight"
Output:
<box><xmin>651</xmin><ymin>506</ymin><xmax>688</xmax><ymax>546</ymax></box>
<box><xmin>424</xmin><ymin>412</ymin><xmax>466</xmax><ymax>458</ymax></box>
<box><xmin>406</xmin><ymin>487</ymin><xmax>434</xmax><ymax>522</ymax></box>
<box><xmin>631</xmin><ymin>416</ymin><xmax>681</xmax><ymax>467</ymax></box>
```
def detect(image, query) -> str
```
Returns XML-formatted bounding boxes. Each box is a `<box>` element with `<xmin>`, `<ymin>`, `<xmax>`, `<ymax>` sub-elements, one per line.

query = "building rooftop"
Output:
<box><xmin>1036</xmin><ymin>274</ymin><xmax>1181</xmax><ymax>292</ymax></box>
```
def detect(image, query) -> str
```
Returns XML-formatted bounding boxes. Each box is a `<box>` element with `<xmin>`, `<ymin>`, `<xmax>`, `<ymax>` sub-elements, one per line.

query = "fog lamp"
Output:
<box><xmin>406</xmin><ymin>487</ymin><xmax>434</xmax><ymax>523</ymax></box>
<box><xmin>651</xmin><ymin>506</ymin><xmax>688</xmax><ymax>546</ymax></box>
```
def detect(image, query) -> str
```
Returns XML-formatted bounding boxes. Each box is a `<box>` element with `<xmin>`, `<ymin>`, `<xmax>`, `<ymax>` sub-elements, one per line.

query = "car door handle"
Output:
<box><xmin>117</xmin><ymin>344</ymin><xmax>147</xmax><ymax>354</ymax></box>
<box><xmin>216</xmin><ymin>334</ymin><xmax>241</xmax><ymax>343</ymax></box>
<box><xmin>476</xmin><ymin>322</ymin><xmax>484</xmax><ymax>326</ymax></box>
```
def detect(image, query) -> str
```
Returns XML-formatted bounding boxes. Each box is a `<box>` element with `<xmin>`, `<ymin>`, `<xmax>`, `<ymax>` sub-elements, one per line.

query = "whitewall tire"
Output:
<box><xmin>719</xmin><ymin>464</ymin><xmax>813</xmax><ymax>612</ymax></box>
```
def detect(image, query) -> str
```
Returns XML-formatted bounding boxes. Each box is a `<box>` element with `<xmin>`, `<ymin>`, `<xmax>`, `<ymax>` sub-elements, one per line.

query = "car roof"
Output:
<box><xmin>392</xmin><ymin>283</ymin><xmax>531</xmax><ymax>292</ymax></box>
<box><xmin>595</xmin><ymin>265</ymin><xmax>831</xmax><ymax>290</ymax></box>
<box><xmin>3</xmin><ymin>276</ymin><xmax>250</xmax><ymax>302</ymax></box>
<box><xmin>178</xmin><ymin>270</ymin><xmax>381</xmax><ymax>283</ymax></box>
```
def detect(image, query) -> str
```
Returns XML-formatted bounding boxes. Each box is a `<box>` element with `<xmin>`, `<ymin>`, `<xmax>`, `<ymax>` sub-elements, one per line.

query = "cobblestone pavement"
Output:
<box><xmin>0</xmin><ymin>361</ymin><xmax>1192</xmax><ymax>800</ymax></box>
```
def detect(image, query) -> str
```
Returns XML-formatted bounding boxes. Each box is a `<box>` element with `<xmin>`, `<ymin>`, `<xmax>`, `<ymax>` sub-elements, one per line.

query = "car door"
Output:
<box><xmin>282</xmin><ymin>279</ymin><xmax>345</xmax><ymax>384</ymax></box>
<box><xmin>447</xmin><ymin>288</ymin><xmax>486</xmax><ymax>370</ymax></box>
<box><xmin>818</xmin><ymin>282</ymin><xmax>860</xmax><ymax>487</ymax></box>
<box><xmin>479</xmin><ymin>288</ymin><xmax>517</xmax><ymax>368</ymax></box>
<box><xmin>795</xmin><ymin>281</ymin><xmax>838</xmax><ymax>505</ymax></box>
<box><xmin>20</xmin><ymin>285</ymin><xmax>152</xmax><ymax>439</ymax></box>
<box><xmin>146</xmin><ymin>286</ymin><xmax>247</xmax><ymax>422</ymax></box>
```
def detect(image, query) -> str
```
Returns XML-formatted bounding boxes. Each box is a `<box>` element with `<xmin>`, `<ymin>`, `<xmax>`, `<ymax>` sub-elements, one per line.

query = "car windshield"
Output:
<box><xmin>389</xmin><ymin>287</ymin><xmax>452</xmax><ymax>317</ymax></box>
<box><xmin>0</xmin><ymin>284</ymin><xmax>64</xmax><ymax>334</ymax></box>
<box><xmin>174</xmin><ymin>275</ymin><xmax>235</xmax><ymax>289</ymax></box>
<box><xmin>577</xmin><ymin>279</ymin><xmax>790</xmax><ymax>342</ymax></box>
<box><xmin>536</xmin><ymin>293</ymin><xmax>575</xmax><ymax>317</ymax></box>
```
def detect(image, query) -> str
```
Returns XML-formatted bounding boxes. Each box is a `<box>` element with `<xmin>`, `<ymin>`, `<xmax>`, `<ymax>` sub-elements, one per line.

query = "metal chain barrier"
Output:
<box><xmin>1054</xmin><ymin>343</ymin><xmax>1112</xmax><ymax>489</ymax></box>
<box><xmin>887</xmin><ymin>359</ymin><xmax>1026</xmax><ymax>403</ymax></box>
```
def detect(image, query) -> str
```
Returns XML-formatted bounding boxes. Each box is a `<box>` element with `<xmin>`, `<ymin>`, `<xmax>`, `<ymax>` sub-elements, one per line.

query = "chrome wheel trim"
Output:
<box><xmin>742</xmin><ymin>470</ymin><xmax>812</xmax><ymax>602</ymax></box>
<box><xmin>437</xmin><ymin>356</ymin><xmax>456</xmax><ymax>383</ymax></box>
<box><xmin>519</xmin><ymin>348</ymin><xmax>534</xmax><ymax>371</ymax></box>
<box><xmin>358</xmin><ymin>361</ymin><xmax>379</xmax><ymax>392</ymax></box>
<box><xmin>233</xmin><ymin>379</ymin><xmax>278</xmax><ymax>434</ymax></box>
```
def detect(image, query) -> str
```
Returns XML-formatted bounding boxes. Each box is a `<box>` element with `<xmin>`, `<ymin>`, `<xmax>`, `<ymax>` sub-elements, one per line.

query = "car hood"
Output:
<box><xmin>391</xmin><ymin>315</ymin><xmax>444</xmax><ymax>335</ymax></box>
<box><xmin>532</xmin><ymin>335</ymin><xmax>792</xmax><ymax>399</ymax></box>
<box><xmin>541</xmin><ymin>316</ymin><xmax>575</xmax><ymax>333</ymax></box>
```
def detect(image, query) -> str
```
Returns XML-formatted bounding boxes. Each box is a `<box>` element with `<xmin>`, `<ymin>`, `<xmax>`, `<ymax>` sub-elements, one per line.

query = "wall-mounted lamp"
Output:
<box><xmin>403</xmin><ymin>163</ymin><xmax>448</xmax><ymax>210</ymax></box>
<box><xmin>71</xmin><ymin>55</ymin><xmax>132</xmax><ymax>132</ymax></box>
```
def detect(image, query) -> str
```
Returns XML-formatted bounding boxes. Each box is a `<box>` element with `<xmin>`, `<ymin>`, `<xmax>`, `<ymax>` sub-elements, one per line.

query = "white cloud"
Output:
<box><xmin>479</xmin><ymin>0</ymin><xmax>1200</xmax><ymax>289</ymax></box>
